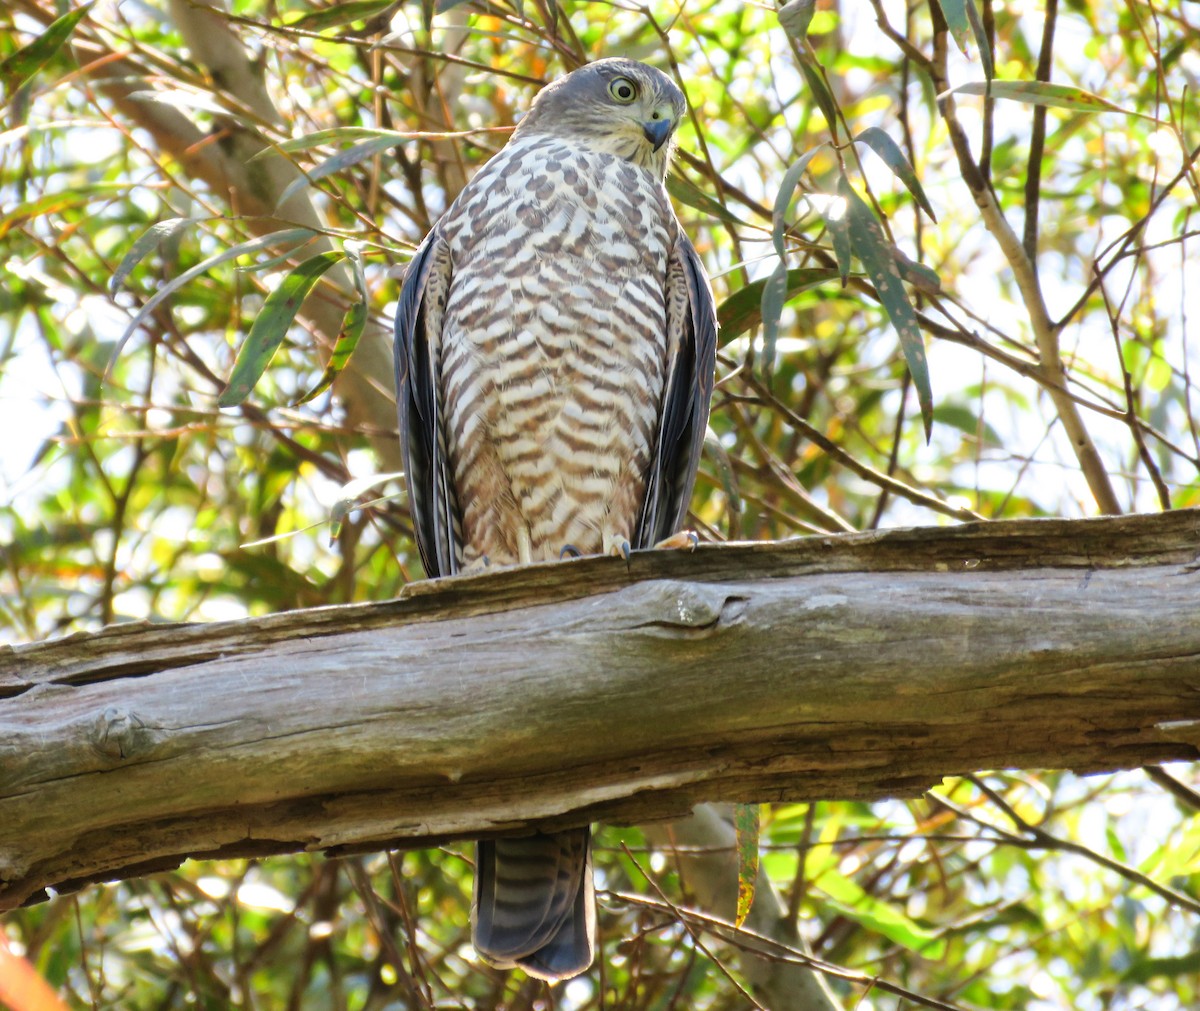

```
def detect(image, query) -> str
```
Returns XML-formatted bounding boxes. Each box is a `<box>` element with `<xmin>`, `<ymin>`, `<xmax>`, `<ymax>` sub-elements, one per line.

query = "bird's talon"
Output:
<box><xmin>602</xmin><ymin>534</ymin><xmax>632</xmax><ymax>560</ymax></box>
<box><xmin>559</xmin><ymin>544</ymin><xmax>582</xmax><ymax>559</ymax></box>
<box><xmin>653</xmin><ymin>530</ymin><xmax>699</xmax><ymax>551</ymax></box>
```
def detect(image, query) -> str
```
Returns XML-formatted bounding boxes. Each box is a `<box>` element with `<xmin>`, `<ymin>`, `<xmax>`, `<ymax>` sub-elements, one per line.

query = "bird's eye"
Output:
<box><xmin>608</xmin><ymin>77</ymin><xmax>638</xmax><ymax>104</ymax></box>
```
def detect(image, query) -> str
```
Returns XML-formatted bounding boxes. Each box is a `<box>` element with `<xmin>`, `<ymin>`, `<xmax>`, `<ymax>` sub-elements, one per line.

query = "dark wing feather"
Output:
<box><xmin>636</xmin><ymin>232</ymin><xmax>718</xmax><ymax>548</ymax></box>
<box><xmin>394</xmin><ymin>230</ymin><xmax>461</xmax><ymax>578</ymax></box>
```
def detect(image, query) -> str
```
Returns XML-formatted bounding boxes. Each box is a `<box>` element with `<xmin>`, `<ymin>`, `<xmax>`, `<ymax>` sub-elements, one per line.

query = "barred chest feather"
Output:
<box><xmin>435</xmin><ymin>135</ymin><xmax>679</xmax><ymax>567</ymax></box>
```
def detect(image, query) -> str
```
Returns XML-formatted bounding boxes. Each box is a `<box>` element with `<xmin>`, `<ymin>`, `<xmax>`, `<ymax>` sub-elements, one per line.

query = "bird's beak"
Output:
<box><xmin>642</xmin><ymin>116</ymin><xmax>674</xmax><ymax>152</ymax></box>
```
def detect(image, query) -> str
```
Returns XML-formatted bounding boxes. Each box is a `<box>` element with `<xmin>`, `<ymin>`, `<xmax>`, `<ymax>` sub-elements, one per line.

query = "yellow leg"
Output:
<box><xmin>517</xmin><ymin>526</ymin><xmax>534</xmax><ymax>566</ymax></box>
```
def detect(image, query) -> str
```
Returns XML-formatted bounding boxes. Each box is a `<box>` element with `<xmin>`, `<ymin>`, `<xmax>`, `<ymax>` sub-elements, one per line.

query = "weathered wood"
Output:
<box><xmin>2</xmin><ymin>510</ymin><xmax>1199</xmax><ymax>910</ymax></box>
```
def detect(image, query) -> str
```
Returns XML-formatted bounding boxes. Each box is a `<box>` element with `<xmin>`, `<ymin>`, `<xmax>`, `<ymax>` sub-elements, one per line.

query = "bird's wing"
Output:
<box><xmin>636</xmin><ymin>231</ymin><xmax>718</xmax><ymax>548</ymax></box>
<box><xmin>394</xmin><ymin>229</ymin><xmax>461</xmax><ymax>578</ymax></box>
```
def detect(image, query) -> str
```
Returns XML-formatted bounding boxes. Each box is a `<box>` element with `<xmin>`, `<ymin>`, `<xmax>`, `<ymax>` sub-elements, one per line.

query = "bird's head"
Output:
<box><xmin>515</xmin><ymin>58</ymin><xmax>687</xmax><ymax>177</ymax></box>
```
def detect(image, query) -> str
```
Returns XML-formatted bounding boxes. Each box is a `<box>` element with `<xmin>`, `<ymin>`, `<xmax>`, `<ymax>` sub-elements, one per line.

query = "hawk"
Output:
<box><xmin>394</xmin><ymin>58</ymin><xmax>717</xmax><ymax>981</ymax></box>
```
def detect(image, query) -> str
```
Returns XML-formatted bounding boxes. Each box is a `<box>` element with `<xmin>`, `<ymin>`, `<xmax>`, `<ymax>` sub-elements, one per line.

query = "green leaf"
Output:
<box><xmin>816</xmin><ymin>868</ymin><xmax>947</xmax><ymax>958</ymax></box>
<box><xmin>891</xmin><ymin>248</ymin><xmax>942</xmax><ymax>295</ymax></box>
<box><xmin>110</xmin><ymin>217</ymin><xmax>203</xmax><ymax>295</ymax></box>
<box><xmin>276</xmin><ymin>133</ymin><xmax>406</xmax><ymax>208</ymax></box>
<box><xmin>839</xmin><ymin>176</ymin><xmax>933</xmax><ymax>438</ymax></box>
<box><xmin>1138</xmin><ymin>813</ymin><xmax>1200</xmax><ymax>879</ymax></box>
<box><xmin>819</xmin><ymin>197</ymin><xmax>852</xmax><ymax>285</ymax></box>
<box><xmin>759</xmin><ymin>261</ymin><xmax>788</xmax><ymax>366</ymax></box>
<box><xmin>286</xmin><ymin>0</ymin><xmax>396</xmax><ymax>32</ymax></box>
<box><xmin>935</xmin><ymin>0</ymin><xmax>992</xmax><ymax>80</ymax></box>
<box><xmin>666</xmin><ymin>174</ymin><xmax>749</xmax><ymax>228</ymax></box>
<box><xmin>323</xmin><ymin>472</ymin><xmax>405</xmax><ymax>545</ymax></box>
<box><xmin>762</xmin><ymin>150</ymin><xmax>831</xmax><ymax>363</ymax></box>
<box><xmin>702</xmin><ymin>428</ymin><xmax>743</xmax><ymax>519</ymax></box>
<box><xmin>798</xmin><ymin>59</ymin><xmax>840</xmax><ymax>137</ymax></box>
<box><xmin>854</xmin><ymin>126</ymin><xmax>936</xmax><ymax>221</ymax></box>
<box><xmin>772</xmin><ymin>147</ymin><xmax>826</xmax><ymax>259</ymax></box>
<box><xmin>776</xmin><ymin>0</ymin><xmax>816</xmax><ymax>40</ymax></box>
<box><xmin>0</xmin><ymin>187</ymin><xmax>112</xmax><ymax>241</ymax></box>
<box><xmin>108</xmin><ymin>227</ymin><xmax>319</xmax><ymax>376</ymax></box>
<box><xmin>294</xmin><ymin>300</ymin><xmax>366</xmax><ymax>406</ymax></box>
<box><xmin>295</xmin><ymin>243</ymin><xmax>370</xmax><ymax>405</ymax></box>
<box><xmin>127</xmin><ymin>88</ymin><xmax>235</xmax><ymax>119</ymax></box>
<box><xmin>219</xmin><ymin>251</ymin><xmax>346</xmax><ymax>407</ymax></box>
<box><xmin>260</xmin><ymin>127</ymin><xmax>414</xmax><ymax>159</ymax></box>
<box><xmin>733</xmin><ymin>803</ymin><xmax>759</xmax><ymax>928</ymax></box>
<box><xmin>718</xmin><ymin>266</ymin><xmax>838</xmax><ymax>341</ymax></box>
<box><xmin>1106</xmin><ymin>823</ymin><xmax>1127</xmax><ymax>862</ymax></box>
<box><xmin>932</xmin><ymin>403</ymin><xmax>1002</xmax><ymax>445</ymax></box>
<box><xmin>0</xmin><ymin>2</ymin><xmax>96</xmax><ymax>96</ymax></box>
<box><xmin>935</xmin><ymin>1</ymin><xmax>970</xmax><ymax>51</ymax></box>
<box><xmin>948</xmin><ymin>80</ymin><xmax>1145</xmax><ymax>118</ymax></box>
<box><xmin>1122</xmin><ymin>950</ymin><xmax>1200</xmax><ymax>985</ymax></box>
<box><xmin>964</xmin><ymin>0</ymin><xmax>993</xmax><ymax>81</ymax></box>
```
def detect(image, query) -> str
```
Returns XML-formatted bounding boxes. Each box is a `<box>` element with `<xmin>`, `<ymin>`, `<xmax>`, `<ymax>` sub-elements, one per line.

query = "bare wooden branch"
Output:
<box><xmin>3</xmin><ymin>511</ymin><xmax>1199</xmax><ymax>910</ymax></box>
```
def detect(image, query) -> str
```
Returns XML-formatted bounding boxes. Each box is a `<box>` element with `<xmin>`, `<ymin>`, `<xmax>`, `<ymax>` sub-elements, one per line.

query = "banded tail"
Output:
<box><xmin>472</xmin><ymin>828</ymin><xmax>595</xmax><ymax>981</ymax></box>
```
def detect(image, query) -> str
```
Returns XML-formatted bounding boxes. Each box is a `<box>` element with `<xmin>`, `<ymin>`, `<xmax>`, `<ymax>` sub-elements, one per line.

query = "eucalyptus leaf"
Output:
<box><xmin>667</xmin><ymin>174</ymin><xmax>749</xmax><ymax>228</ymax></box>
<box><xmin>776</xmin><ymin>0</ymin><xmax>816</xmax><ymax>40</ymax></box>
<box><xmin>108</xmin><ymin>227</ymin><xmax>320</xmax><ymax>378</ymax></box>
<box><xmin>949</xmin><ymin>80</ymin><xmax>1145</xmax><ymax>118</ymax></box>
<box><xmin>772</xmin><ymin>147</ymin><xmax>826</xmax><ymax>259</ymax></box>
<box><xmin>126</xmin><ymin>88</ymin><xmax>235</xmax><ymax>119</ymax></box>
<box><xmin>733</xmin><ymin>803</ymin><xmax>760</xmax><ymax>928</ymax></box>
<box><xmin>258</xmin><ymin>127</ymin><xmax>416</xmax><ymax>159</ymax></box>
<box><xmin>934</xmin><ymin>0</ymin><xmax>991</xmax><ymax>78</ymax></box>
<box><xmin>964</xmin><ymin>0</ymin><xmax>994</xmax><ymax>80</ymax></box>
<box><xmin>0</xmin><ymin>1</ymin><xmax>96</xmax><ymax>95</ymax></box>
<box><xmin>718</xmin><ymin>266</ymin><xmax>838</xmax><ymax>341</ymax></box>
<box><xmin>819</xmin><ymin>197</ymin><xmax>852</xmax><ymax>285</ymax></box>
<box><xmin>110</xmin><ymin>217</ymin><xmax>203</xmax><ymax>295</ymax></box>
<box><xmin>276</xmin><ymin>134</ymin><xmax>406</xmax><ymax>209</ymax></box>
<box><xmin>294</xmin><ymin>300</ymin><xmax>368</xmax><ymax>406</ymax></box>
<box><xmin>759</xmin><ymin>261</ymin><xmax>789</xmax><ymax>366</ymax></box>
<box><xmin>854</xmin><ymin>126</ymin><xmax>936</xmax><ymax>221</ymax></box>
<box><xmin>287</xmin><ymin>0</ymin><xmax>396</xmax><ymax>32</ymax></box>
<box><xmin>840</xmin><ymin>176</ymin><xmax>933</xmax><ymax>438</ymax></box>
<box><xmin>817</xmin><ymin>868</ymin><xmax>948</xmax><ymax>958</ymax></box>
<box><xmin>798</xmin><ymin>59</ymin><xmax>840</xmax><ymax>137</ymax></box>
<box><xmin>219</xmin><ymin>251</ymin><xmax>346</xmax><ymax>407</ymax></box>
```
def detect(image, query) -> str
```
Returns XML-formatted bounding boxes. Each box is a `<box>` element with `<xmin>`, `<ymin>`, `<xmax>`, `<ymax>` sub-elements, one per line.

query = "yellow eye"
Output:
<box><xmin>608</xmin><ymin>77</ymin><xmax>638</xmax><ymax>104</ymax></box>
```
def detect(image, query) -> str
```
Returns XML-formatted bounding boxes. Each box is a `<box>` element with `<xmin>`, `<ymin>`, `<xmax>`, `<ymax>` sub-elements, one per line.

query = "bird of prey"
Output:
<box><xmin>394</xmin><ymin>58</ymin><xmax>717</xmax><ymax>981</ymax></box>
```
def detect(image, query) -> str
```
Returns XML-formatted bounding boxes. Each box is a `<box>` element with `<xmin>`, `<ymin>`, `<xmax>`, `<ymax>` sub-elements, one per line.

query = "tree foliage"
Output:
<box><xmin>1</xmin><ymin>0</ymin><xmax>1198</xmax><ymax>1008</ymax></box>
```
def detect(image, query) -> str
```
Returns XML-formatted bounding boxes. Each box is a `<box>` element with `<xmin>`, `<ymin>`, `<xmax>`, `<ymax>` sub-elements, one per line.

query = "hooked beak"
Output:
<box><xmin>642</xmin><ymin>116</ymin><xmax>674</xmax><ymax>152</ymax></box>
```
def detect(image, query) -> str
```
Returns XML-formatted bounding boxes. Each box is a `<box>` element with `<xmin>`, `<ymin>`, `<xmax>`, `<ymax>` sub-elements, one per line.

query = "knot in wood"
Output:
<box><xmin>631</xmin><ymin>581</ymin><xmax>744</xmax><ymax>633</ymax></box>
<box><xmin>89</xmin><ymin>707</ymin><xmax>147</xmax><ymax>761</ymax></box>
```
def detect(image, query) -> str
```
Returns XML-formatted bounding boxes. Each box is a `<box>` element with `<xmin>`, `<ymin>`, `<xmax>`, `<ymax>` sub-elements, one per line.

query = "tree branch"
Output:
<box><xmin>3</xmin><ymin>510</ymin><xmax>1199</xmax><ymax>911</ymax></box>
<box><xmin>929</xmin><ymin>29</ymin><xmax>1122</xmax><ymax>515</ymax></box>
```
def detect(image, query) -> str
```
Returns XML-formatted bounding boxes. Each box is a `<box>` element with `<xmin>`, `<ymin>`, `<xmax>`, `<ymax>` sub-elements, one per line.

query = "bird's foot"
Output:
<box><xmin>654</xmin><ymin>530</ymin><xmax>700</xmax><ymax>551</ymax></box>
<box><xmin>559</xmin><ymin>544</ymin><xmax>583</xmax><ymax>560</ymax></box>
<box><xmin>602</xmin><ymin>533</ymin><xmax>632</xmax><ymax>561</ymax></box>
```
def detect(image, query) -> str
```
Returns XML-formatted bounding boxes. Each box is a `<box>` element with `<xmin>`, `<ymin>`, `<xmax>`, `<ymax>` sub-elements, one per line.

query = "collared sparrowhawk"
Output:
<box><xmin>394</xmin><ymin>58</ymin><xmax>717</xmax><ymax>981</ymax></box>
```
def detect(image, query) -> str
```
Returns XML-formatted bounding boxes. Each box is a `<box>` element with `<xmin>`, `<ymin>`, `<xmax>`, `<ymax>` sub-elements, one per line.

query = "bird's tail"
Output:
<box><xmin>472</xmin><ymin>828</ymin><xmax>595</xmax><ymax>981</ymax></box>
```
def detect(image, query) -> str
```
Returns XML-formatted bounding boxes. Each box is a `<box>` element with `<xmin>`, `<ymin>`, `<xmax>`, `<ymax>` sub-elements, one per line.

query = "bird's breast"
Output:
<box><xmin>441</xmin><ymin>138</ymin><xmax>674</xmax><ymax>373</ymax></box>
<box><xmin>437</xmin><ymin>138</ymin><xmax>677</xmax><ymax>559</ymax></box>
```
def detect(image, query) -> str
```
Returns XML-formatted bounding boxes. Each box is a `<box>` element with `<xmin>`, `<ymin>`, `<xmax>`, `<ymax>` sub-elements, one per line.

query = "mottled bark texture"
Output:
<box><xmin>2</xmin><ymin>510</ymin><xmax>1199</xmax><ymax>910</ymax></box>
